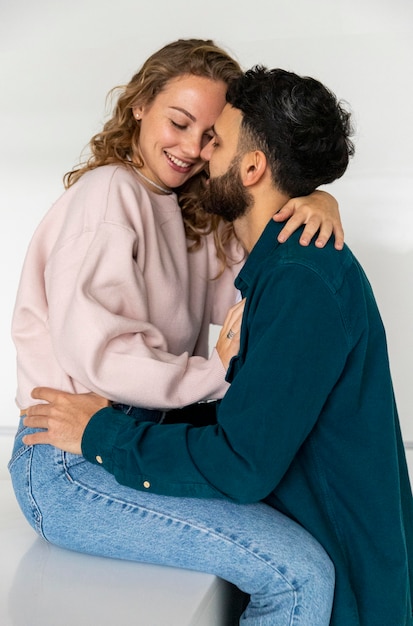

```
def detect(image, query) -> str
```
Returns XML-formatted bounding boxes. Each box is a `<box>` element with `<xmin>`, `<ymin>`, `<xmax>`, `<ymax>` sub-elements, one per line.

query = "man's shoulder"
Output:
<box><xmin>240</xmin><ymin>219</ymin><xmax>359</xmax><ymax>297</ymax></box>
<box><xmin>270</xmin><ymin>226</ymin><xmax>357</xmax><ymax>294</ymax></box>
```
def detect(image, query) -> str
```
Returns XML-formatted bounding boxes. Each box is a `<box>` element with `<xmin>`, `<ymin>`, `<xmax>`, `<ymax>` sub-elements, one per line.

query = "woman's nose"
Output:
<box><xmin>182</xmin><ymin>134</ymin><xmax>202</xmax><ymax>159</ymax></box>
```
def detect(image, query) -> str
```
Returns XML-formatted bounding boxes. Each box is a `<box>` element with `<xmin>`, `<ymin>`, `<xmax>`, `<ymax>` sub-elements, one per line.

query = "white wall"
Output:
<box><xmin>1</xmin><ymin>0</ymin><xmax>412</xmax><ymax>454</ymax></box>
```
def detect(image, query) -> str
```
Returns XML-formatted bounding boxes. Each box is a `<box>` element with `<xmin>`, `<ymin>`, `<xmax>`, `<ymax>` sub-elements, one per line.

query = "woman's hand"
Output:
<box><xmin>274</xmin><ymin>190</ymin><xmax>344</xmax><ymax>250</ymax></box>
<box><xmin>215</xmin><ymin>298</ymin><xmax>246</xmax><ymax>371</ymax></box>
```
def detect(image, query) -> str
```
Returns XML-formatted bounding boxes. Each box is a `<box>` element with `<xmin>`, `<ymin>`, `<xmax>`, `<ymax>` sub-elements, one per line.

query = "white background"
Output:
<box><xmin>1</xmin><ymin>0</ymin><xmax>412</xmax><ymax>463</ymax></box>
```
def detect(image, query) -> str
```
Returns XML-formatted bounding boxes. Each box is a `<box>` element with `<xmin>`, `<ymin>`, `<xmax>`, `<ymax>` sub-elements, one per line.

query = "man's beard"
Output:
<box><xmin>200</xmin><ymin>157</ymin><xmax>252</xmax><ymax>223</ymax></box>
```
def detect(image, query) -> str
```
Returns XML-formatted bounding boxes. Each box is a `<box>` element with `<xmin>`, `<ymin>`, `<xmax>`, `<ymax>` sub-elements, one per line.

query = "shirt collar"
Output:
<box><xmin>235</xmin><ymin>219</ymin><xmax>283</xmax><ymax>296</ymax></box>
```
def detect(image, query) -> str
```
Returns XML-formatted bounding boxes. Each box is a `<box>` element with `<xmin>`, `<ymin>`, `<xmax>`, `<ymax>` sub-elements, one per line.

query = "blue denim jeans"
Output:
<box><xmin>9</xmin><ymin>417</ymin><xmax>334</xmax><ymax>625</ymax></box>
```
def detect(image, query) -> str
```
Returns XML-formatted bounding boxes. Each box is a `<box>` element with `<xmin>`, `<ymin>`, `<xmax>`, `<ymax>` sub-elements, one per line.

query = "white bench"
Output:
<box><xmin>0</xmin><ymin>478</ymin><xmax>244</xmax><ymax>626</ymax></box>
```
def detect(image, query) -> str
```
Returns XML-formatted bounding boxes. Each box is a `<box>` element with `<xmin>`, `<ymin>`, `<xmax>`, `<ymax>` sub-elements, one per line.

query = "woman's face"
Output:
<box><xmin>133</xmin><ymin>74</ymin><xmax>227</xmax><ymax>190</ymax></box>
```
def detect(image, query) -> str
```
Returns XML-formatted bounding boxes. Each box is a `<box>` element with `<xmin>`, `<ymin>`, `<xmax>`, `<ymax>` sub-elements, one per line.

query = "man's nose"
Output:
<box><xmin>200</xmin><ymin>138</ymin><xmax>213</xmax><ymax>162</ymax></box>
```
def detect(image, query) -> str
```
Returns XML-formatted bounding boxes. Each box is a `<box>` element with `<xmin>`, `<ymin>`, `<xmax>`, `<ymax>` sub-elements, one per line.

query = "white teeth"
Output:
<box><xmin>166</xmin><ymin>152</ymin><xmax>192</xmax><ymax>169</ymax></box>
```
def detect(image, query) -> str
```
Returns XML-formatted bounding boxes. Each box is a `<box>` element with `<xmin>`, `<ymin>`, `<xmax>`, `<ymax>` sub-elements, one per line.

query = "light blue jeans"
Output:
<box><xmin>9</xmin><ymin>417</ymin><xmax>334</xmax><ymax>625</ymax></box>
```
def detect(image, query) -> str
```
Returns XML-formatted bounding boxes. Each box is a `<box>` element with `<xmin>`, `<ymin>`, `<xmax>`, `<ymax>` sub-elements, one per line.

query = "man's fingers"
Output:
<box><xmin>22</xmin><ymin>431</ymin><xmax>49</xmax><ymax>446</ymax></box>
<box><xmin>23</xmin><ymin>414</ymin><xmax>49</xmax><ymax>429</ymax></box>
<box><xmin>31</xmin><ymin>386</ymin><xmax>62</xmax><ymax>402</ymax></box>
<box><xmin>26</xmin><ymin>402</ymin><xmax>53</xmax><ymax>417</ymax></box>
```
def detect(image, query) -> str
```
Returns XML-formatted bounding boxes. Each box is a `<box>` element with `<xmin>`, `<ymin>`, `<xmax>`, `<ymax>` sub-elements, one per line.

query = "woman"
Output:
<box><xmin>12</xmin><ymin>38</ymin><xmax>342</xmax><ymax>413</ymax></box>
<box><xmin>10</xmin><ymin>39</ymin><xmax>341</xmax><ymax>624</ymax></box>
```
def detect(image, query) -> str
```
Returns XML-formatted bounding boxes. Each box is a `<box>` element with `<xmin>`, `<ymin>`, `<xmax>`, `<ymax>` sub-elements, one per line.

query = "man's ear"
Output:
<box><xmin>240</xmin><ymin>150</ymin><xmax>268</xmax><ymax>187</ymax></box>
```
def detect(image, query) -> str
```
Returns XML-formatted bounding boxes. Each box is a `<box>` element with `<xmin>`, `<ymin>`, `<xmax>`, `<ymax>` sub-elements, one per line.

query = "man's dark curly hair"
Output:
<box><xmin>225</xmin><ymin>66</ymin><xmax>355</xmax><ymax>197</ymax></box>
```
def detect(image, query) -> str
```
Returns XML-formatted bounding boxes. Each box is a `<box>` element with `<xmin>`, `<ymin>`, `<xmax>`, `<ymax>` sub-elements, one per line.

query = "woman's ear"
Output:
<box><xmin>241</xmin><ymin>150</ymin><xmax>267</xmax><ymax>187</ymax></box>
<box><xmin>132</xmin><ymin>105</ymin><xmax>144</xmax><ymax>121</ymax></box>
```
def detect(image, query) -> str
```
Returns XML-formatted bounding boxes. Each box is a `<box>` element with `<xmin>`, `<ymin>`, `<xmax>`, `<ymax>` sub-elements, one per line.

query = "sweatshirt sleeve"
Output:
<box><xmin>43</xmin><ymin>170</ymin><xmax>229</xmax><ymax>409</ymax></box>
<box><xmin>81</xmin><ymin>265</ymin><xmax>349</xmax><ymax>501</ymax></box>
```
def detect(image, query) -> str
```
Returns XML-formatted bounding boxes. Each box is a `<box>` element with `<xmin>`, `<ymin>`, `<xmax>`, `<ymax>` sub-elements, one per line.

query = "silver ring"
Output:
<box><xmin>226</xmin><ymin>329</ymin><xmax>236</xmax><ymax>339</ymax></box>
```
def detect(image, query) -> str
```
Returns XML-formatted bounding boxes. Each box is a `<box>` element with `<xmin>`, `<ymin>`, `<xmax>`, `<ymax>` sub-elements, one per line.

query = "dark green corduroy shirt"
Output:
<box><xmin>83</xmin><ymin>219</ymin><xmax>413</xmax><ymax>625</ymax></box>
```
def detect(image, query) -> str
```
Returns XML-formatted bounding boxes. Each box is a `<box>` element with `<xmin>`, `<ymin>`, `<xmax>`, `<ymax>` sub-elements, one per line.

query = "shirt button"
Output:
<box><xmin>96</xmin><ymin>455</ymin><xmax>103</xmax><ymax>464</ymax></box>
<box><xmin>143</xmin><ymin>481</ymin><xmax>151</xmax><ymax>489</ymax></box>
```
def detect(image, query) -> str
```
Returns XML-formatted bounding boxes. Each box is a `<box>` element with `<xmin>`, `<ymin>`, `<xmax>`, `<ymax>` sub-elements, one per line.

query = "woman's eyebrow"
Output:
<box><xmin>169</xmin><ymin>106</ymin><xmax>196</xmax><ymax>122</ymax></box>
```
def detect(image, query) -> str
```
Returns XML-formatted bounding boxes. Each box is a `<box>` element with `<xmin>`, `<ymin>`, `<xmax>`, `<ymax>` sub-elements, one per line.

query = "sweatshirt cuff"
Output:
<box><xmin>81</xmin><ymin>406</ymin><xmax>131</xmax><ymax>472</ymax></box>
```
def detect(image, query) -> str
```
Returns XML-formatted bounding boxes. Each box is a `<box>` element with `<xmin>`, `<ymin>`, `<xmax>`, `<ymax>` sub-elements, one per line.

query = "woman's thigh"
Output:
<box><xmin>9</xmin><ymin>421</ymin><xmax>334</xmax><ymax>624</ymax></box>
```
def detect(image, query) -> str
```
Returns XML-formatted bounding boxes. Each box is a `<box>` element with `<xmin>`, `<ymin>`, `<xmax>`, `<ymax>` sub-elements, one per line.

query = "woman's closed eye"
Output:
<box><xmin>170</xmin><ymin>119</ymin><xmax>187</xmax><ymax>130</ymax></box>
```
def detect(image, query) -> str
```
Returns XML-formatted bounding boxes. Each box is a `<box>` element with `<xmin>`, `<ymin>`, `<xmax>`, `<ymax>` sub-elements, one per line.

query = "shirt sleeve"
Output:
<box><xmin>81</xmin><ymin>264</ymin><xmax>350</xmax><ymax>502</ymax></box>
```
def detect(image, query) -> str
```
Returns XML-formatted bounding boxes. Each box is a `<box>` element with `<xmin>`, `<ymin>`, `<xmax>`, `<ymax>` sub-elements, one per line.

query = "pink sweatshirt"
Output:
<box><xmin>12</xmin><ymin>165</ymin><xmax>243</xmax><ymax>410</ymax></box>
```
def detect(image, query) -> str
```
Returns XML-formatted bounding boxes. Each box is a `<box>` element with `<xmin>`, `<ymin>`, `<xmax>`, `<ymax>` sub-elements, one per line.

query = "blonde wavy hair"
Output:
<box><xmin>64</xmin><ymin>39</ymin><xmax>243</xmax><ymax>270</ymax></box>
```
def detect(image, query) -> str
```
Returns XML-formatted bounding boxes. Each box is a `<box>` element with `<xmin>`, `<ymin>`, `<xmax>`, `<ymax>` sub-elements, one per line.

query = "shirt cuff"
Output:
<box><xmin>81</xmin><ymin>406</ymin><xmax>131</xmax><ymax>472</ymax></box>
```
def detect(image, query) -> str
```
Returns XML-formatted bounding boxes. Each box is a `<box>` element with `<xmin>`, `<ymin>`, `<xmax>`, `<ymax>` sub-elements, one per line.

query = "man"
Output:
<box><xmin>23</xmin><ymin>67</ymin><xmax>413</xmax><ymax>624</ymax></box>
